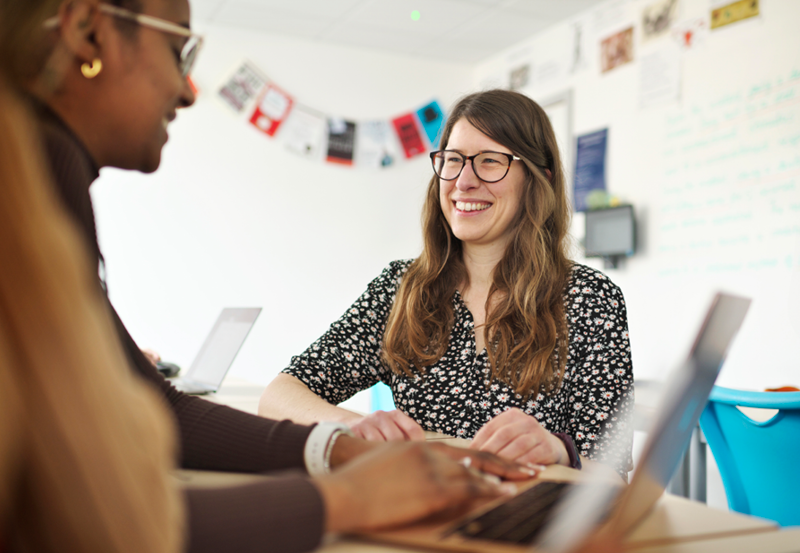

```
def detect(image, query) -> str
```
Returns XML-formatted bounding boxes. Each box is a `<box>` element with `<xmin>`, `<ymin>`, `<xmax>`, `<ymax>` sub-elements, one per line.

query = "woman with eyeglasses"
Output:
<box><xmin>262</xmin><ymin>89</ymin><xmax>636</xmax><ymax>481</ymax></box>
<box><xmin>3</xmin><ymin>0</ymin><xmax>539</xmax><ymax>552</ymax></box>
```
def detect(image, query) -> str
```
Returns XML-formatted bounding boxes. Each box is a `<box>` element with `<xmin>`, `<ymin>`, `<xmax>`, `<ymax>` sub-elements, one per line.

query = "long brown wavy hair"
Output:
<box><xmin>382</xmin><ymin>89</ymin><xmax>572</xmax><ymax>398</ymax></box>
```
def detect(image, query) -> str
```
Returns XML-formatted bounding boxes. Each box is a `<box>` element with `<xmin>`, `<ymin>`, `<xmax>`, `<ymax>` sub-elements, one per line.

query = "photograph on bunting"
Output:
<box><xmin>355</xmin><ymin>121</ymin><xmax>400</xmax><ymax>169</ymax></box>
<box><xmin>218</xmin><ymin>61</ymin><xmax>268</xmax><ymax>113</ymax></box>
<box><xmin>392</xmin><ymin>113</ymin><xmax>426</xmax><ymax>159</ymax></box>
<box><xmin>280</xmin><ymin>106</ymin><xmax>327</xmax><ymax>159</ymax></box>
<box><xmin>249</xmin><ymin>83</ymin><xmax>294</xmax><ymax>137</ymax></box>
<box><xmin>326</xmin><ymin>118</ymin><xmax>356</xmax><ymax>166</ymax></box>
<box><xmin>600</xmin><ymin>27</ymin><xmax>634</xmax><ymax>73</ymax></box>
<box><xmin>415</xmin><ymin>100</ymin><xmax>445</xmax><ymax>149</ymax></box>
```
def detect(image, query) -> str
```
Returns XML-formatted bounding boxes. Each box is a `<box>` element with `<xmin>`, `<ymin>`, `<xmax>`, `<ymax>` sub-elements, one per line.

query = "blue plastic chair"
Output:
<box><xmin>699</xmin><ymin>386</ymin><xmax>800</xmax><ymax>526</ymax></box>
<box><xmin>370</xmin><ymin>381</ymin><xmax>396</xmax><ymax>412</ymax></box>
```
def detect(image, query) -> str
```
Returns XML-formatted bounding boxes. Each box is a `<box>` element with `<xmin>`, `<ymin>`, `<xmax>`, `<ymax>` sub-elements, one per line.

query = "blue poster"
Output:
<box><xmin>415</xmin><ymin>100</ymin><xmax>445</xmax><ymax>149</ymax></box>
<box><xmin>574</xmin><ymin>128</ymin><xmax>608</xmax><ymax>212</ymax></box>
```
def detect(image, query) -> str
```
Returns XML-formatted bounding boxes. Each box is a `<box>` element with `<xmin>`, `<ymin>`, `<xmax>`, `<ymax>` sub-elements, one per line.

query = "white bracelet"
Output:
<box><xmin>304</xmin><ymin>422</ymin><xmax>353</xmax><ymax>476</ymax></box>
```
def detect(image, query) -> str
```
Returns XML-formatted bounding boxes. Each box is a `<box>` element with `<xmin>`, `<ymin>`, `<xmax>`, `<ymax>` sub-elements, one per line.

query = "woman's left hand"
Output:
<box><xmin>469</xmin><ymin>408</ymin><xmax>568</xmax><ymax>467</ymax></box>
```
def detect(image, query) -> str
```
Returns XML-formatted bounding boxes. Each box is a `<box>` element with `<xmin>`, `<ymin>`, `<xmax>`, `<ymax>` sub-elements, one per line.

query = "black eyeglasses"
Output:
<box><xmin>430</xmin><ymin>150</ymin><xmax>521</xmax><ymax>184</ymax></box>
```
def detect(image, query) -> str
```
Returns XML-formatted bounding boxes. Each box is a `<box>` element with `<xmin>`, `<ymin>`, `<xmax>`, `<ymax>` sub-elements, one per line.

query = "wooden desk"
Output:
<box><xmin>192</xmin><ymin>378</ymin><xmax>782</xmax><ymax>552</ymax></box>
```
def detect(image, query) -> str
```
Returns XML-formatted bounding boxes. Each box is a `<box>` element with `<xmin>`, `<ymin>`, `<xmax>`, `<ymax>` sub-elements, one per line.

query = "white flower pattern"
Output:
<box><xmin>284</xmin><ymin>260</ymin><xmax>635</xmax><ymax>477</ymax></box>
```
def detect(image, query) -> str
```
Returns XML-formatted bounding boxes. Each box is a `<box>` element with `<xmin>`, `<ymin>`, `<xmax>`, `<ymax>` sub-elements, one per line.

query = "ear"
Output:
<box><xmin>56</xmin><ymin>0</ymin><xmax>102</xmax><ymax>65</ymax></box>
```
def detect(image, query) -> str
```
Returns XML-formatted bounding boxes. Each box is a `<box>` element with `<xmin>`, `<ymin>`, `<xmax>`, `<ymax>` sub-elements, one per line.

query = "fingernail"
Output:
<box><xmin>482</xmin><ymin>473</ymin><xmax>501</xmax><ymax>486</ymax></box>
<box><xmin>499</xmin><ymin>483</ymin><xmax>517</xmax><ymax>495</ymax></box>
<box><xmin>522</xmin><ymin>467</ymin><xmax>537</xmax><ymax>476</ymax></box>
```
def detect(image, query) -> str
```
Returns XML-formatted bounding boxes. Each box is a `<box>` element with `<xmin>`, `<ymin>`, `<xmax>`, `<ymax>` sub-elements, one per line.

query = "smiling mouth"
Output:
<box><xmin>455</xmin><ymin>201</ymin><xmax>491</xmax><ymax>212</ymax></box>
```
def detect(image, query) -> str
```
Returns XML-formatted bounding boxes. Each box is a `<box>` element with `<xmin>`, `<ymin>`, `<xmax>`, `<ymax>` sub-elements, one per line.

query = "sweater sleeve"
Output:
<box><xmin>108</xmin><ymin>303</ymin><xmax>315</xmax><ymax>473</ymax></box>
<box><xmin>184</xmin><ymin>475</ymin><xmax>325</xmax><ymax>553</ymax></box>
<box><xmin>564</xmin><ymin>266</ymin><xmax>635</xmax><ymax>478</ymax></box>
<box><xmin>282</xmin><ymin>260</ymin><xmax>411</xmax><ymax>405</ymax></box>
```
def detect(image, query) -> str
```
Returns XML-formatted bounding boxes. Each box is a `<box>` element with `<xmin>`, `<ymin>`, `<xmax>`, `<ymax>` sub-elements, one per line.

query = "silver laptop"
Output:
<box><xmin>171</xmin><ymin>308</ymin><xmax>261</xmax><ymax>395</ymax></box>
<box><xmin>361</xmin><ymin>292</ymin><xmax>751</xmax><ymax>553</ymax></box>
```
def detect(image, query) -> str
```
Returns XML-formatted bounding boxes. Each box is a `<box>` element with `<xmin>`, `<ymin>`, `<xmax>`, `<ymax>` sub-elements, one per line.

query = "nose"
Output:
<box><xmin>455</xmin><ymin>160</ymin><xmax>480</xmax><ymax>191</ymax></box>
<box><xmin>179</xmin><ymin>76</ymin><xmax>197</xmax><ymax>109</ymax></box>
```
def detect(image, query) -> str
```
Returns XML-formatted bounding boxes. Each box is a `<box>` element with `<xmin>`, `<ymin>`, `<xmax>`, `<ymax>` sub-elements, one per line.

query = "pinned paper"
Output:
<box><xmin>281</xmin><ymin>105</ymin><xmax>327</xmax><ymax>159</ymax></box>
<box><xmin>640</xmin><ymin>45</ymin><xmax>682</xmax><ymax>108</ymax></box>
<box><xmin>415</xmin><ymin>101</ymin><xmax>445</xmax><ymax>149</ymax></box>
<box><xmin>642</xmin><ymin>0</ymin><xmax>679</xmax><ymax>43</ymax></box>
<box><xmin>600</xmin><ymin>27</ymin><xmax>634</xmax><ymax>73</ymax></box>
<box><xmin>392</xmin><ymin>113</ymin><xmax>426</xmax><ymax>159</ymax></box>
<box><xmin>326</xmin><ymin>118</ymin><xmax>356</xmax><ymax>166</ymax></box>
<box><xmin>356</xmin><ymin>121</ymin><xmax>399</xmax><ymax>168</ymax></box>
<box><xmin>671</xmin><ymin>18</ymin><xmax>708</xmax><ymax>49</ymax></box>
<box><xmin>218</xmin><ymin>61</ymin><xmax>268</xmax><ymax>113</ymax></box>
<box><xmin>509</xmin><ymin>64</ymin><xmax>531</xmax><ymax>91</ymax></box>
<box><xmin>711</xmin><ymin>0</ymin><xmax>759</xmax><ymax>30</ymax></box>
<box><xmin>249</xmin><ymin>84</ymin><xmax>293</xmax><ymax>137</ymax></box>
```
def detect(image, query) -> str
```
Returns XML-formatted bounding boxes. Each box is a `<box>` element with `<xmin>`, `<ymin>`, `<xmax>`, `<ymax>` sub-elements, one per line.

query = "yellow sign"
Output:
<box><xmin>711</xmin><ymin>0</ymin><xmax>760</xmax><ymax>30</ymax></box>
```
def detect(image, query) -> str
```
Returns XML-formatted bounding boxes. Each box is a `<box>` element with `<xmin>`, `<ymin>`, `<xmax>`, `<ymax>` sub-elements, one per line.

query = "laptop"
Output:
<box><xmin>169</xmin><ymin>307</ymin><xmax>261</xmax><ymax>395</ymax></box>
<box><xmin>358</xmin><ymin>292</ymin><xmax>751</xmax><ymax>553</ymax></box>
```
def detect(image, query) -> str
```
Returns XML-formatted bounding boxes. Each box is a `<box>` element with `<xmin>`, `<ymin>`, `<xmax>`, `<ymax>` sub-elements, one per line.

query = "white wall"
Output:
<box><xmin>91</xmin><ymin>23</ymin><xmax>473</xmax><ymax>413</ymax></box>
<box><xmin>474</xmin><ymin>0</ymin><xmax>800</xmax><ymax>392</ymax></box>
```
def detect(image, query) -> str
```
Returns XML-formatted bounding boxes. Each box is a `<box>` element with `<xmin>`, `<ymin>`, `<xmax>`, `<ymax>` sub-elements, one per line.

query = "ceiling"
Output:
<box><xmin>191</xmin><ymin>0</ymin><xmax>607</xmax><ymax>64</ymax></box>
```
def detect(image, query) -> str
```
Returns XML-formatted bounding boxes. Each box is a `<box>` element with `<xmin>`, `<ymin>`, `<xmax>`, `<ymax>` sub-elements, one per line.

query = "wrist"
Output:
<box><xmin>329</xmin><ymin>435</ymin><xmax>380</xmax><ymax>469</ymax></box>
<box><xmin>304</xmin><ymin>422</ymin><xmax>353</xmax><ymax>475</ymax></box>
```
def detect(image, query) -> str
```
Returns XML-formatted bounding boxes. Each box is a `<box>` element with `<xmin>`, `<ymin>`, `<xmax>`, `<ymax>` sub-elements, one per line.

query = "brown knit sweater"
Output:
<box><xmin>35</xmin><ymin>101</ymin><xmax>326</xmax><ymax>553</ymax></box>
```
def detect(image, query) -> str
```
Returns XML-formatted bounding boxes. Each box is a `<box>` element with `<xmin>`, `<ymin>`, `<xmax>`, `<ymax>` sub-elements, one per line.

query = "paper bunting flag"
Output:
<box><xmin>415</xmin><ymin>100</ymin><xmax>445</xmax><ymax>149</ymax></box>
<box><xmin>392</xmin><ymin>113</ymin><xmax>426</xmax><ymax>159</ymax></box>
<box><xmin>355</xmin><ymin>121</ymin><xmax>400</xmax><ymax>169</ymax></box>
<box><xmin>326</xmin><ymin>118</ymin><xmax>357</xmax><ymax>166</ymax></box>
<box><xmin>218</xmin><ymin>61</ymin><xmax>268</xmax><ymax>113</ymax></box>
<box><xmin>249</xmin><ymin>83</ymin><xmax>294</xmax><ymax>137</ymax></box>
<box><xmin>280</xmin><ymin>105</ymin><xmax>327</xmax><ymax>159</ymax></box>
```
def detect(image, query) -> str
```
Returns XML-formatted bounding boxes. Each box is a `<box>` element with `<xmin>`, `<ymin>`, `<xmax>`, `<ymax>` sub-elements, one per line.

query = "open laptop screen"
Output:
<box><xmin>187</xmin><ymin>308</ymin><xmax>261</xmax><ymax>387</ymax></box>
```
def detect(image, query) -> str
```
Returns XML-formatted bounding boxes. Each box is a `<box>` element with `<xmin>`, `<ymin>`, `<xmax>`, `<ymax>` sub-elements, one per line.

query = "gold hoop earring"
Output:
<box><xmin>80</xmin><ymin>59</ymin><xmax>102</xmax><ymax>79</ymax></box>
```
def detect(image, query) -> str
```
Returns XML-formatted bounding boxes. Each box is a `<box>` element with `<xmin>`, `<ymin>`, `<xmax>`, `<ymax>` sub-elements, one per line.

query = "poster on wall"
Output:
<box><xmin>392</xmin><ymin>113</ymin><xmax>426</xmax><ymax>159</ymax></box>
<box><xmin>326</xmin><ymin>118</ymin><xmax>356</xmax><ymax>166</ymax></box>
<box><xmin>249</xmin><ymin>83</ymin><xmax>294</xmax><ymax>137</ymax></box>
<box><xmin>573</xmin><ymin>129</ymin><xmax>608</xmax><ymax>212</ymax></box>
<box><xmin>281</xmin><ymin>105</ymin><xmax>327</xmax><ymax>159</ymax></box>
<box><xmin>218</xmin><ymin>61</ymin><xmax>268</xmax><ymax>113</ymax></box>
<box><xmin>355</xmin><ymin>121</ymin><xmax>399</xmax><ymax>168</ymax></box>
<box><xmin>600</xmin><ymin>27</ymin><xmax>634</xmax><ymax>73</ymax></box>
<box><xmin>640</xmin><ymin>45</ymin><xmax>682</xmax><ymax>108</ymax></box>
<box><xmin>711</xmin><ymin>0</ymin><xmax>759</xmax><ymax>30</ymax></box>
<box><xmin>642</xmin><ymin>0</ymin><xmax>680</xmax><ymax>43</ymax></box>
<box><xmin>416</xmin><ymin>101</ymin><xmax>445</xmax><ymax>149</ymax></box>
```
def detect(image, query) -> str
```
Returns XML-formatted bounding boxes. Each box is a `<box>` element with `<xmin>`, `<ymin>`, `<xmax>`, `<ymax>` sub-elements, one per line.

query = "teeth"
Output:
<box><xmin>456</xmin><ymin>201</ymin><xmax>490</xmax><ymax>212</ymax></box>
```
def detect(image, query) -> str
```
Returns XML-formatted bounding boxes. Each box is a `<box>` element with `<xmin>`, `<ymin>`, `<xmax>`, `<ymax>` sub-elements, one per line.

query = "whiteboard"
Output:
<box><xmin>475</xmin><ymin>0</ymin><xmax>800</xmax><ymax>390</ymax></box>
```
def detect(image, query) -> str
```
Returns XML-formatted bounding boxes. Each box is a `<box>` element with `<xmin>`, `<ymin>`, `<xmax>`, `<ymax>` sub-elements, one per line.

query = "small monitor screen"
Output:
<box><xmin>584</xmin><ymin>205</ymin><xmax>635</xmax><ymax>258</ymax></box>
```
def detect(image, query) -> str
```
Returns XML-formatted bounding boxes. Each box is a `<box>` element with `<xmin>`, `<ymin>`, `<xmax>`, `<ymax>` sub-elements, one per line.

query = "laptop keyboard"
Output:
<box><xmin>452</xmin><ymin>481</ymin><xmax>572</xmax><ymax>544</ymax></box>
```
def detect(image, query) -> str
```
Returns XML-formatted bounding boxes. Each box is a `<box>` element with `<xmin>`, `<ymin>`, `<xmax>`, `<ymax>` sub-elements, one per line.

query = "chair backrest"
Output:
<box><xmin>699</xmin><ymin>385</ymin><xmax>800</xmax><ymax>526</ymax></box>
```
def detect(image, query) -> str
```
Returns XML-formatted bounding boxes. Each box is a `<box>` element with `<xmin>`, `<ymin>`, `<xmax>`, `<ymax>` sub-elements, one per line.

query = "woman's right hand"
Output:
<box><xmin>314</xmin><ymin>441</ymin><xmax>534</xmax><ymax>533</ymax></box>
<box><xmin>350</xmin><ymin>409</ymin><xmax>427</xmax><ymax>441</ymax></box>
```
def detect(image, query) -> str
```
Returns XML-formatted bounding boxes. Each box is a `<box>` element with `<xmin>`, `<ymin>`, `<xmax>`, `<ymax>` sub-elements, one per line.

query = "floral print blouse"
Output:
<box><xmin>283</xmin><ymin>260</ymin><xmax>634</xmax><ymax>477</ymax></box>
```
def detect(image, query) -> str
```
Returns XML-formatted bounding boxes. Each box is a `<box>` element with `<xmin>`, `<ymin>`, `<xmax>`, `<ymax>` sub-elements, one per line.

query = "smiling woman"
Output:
<box><xmin>262</xmin><ymin>89</ymin><xmax>636</xmax><ymax>480</ymax></box>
